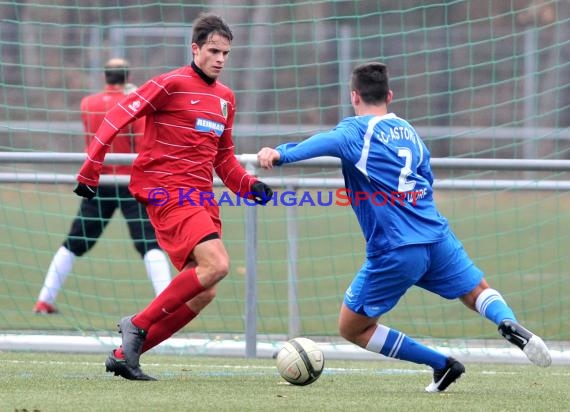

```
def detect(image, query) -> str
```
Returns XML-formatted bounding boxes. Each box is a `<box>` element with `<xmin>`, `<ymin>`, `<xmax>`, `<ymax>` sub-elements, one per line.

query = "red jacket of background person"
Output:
<box><xmin>80</xmin><ymin>84</ymin><xmax>144</xmax><ymax>176</ymax></box>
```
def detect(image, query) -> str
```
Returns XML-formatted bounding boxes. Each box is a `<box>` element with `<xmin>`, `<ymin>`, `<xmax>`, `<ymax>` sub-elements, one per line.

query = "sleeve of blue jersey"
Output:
<box><xmin>275</xmin><ymin>128</ymin><xmax>346</xmax><ymax>165</ymax></box>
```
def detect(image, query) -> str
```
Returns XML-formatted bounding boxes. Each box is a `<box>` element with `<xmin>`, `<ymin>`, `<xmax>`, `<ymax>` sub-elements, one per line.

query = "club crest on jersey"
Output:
<box><xmin>220</xmin><ymin>98</ymin><xmax>228</xmax><ymax>119</ymax></box>
<box><xmin>196</xmin><ymin>118</ymin><xmax>225</xmax><ymax>137</ymax></box>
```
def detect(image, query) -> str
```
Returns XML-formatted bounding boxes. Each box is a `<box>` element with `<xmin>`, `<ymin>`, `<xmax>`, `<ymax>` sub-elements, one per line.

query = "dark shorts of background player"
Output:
<box><xmin>64</xmin><ymin>184</ymin><xmax>160</xmax><ymax>257</ymax></box>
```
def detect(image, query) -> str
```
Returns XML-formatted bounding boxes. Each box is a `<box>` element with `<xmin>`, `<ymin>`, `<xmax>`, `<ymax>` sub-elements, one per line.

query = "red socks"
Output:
<box><xmin>142</xmin><ymin>304</ymin><xmax>197</xmax><ymax>352</ymax></box>
<box><xmin>114</xmin><ymin>304</ymin><xmax>197</xmax><ymax>359</ymax></box>
<box><xmin>132</xmin><ymin>267</ymin><xmax>204</xmax><ymax>331</ymax></box>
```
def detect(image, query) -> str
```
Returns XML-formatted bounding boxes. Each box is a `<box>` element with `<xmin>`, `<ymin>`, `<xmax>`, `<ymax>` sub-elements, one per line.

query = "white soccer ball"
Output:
<box><xmin>276</xmin><ymin>337</ymin><xmax>325</xmax><ymax>386</ymax></box>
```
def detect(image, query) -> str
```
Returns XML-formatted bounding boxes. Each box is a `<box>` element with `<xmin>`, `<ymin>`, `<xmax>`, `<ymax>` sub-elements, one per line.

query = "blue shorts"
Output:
<box><xmin>343</xmin><ymin>232</ymin><xmax>483</xmax><ymax>318</ymax></box>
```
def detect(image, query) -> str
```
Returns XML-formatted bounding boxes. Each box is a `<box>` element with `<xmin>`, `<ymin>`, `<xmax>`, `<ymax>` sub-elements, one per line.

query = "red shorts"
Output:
<box><xmin>145</xmin><ymin>192</ymin><xmax>221</xmax><ymax>271</ymax></box>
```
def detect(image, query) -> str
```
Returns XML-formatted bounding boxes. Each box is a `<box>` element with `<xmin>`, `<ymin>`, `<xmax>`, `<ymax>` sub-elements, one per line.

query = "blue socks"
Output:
<box><xmin>365</xmin><ymin>324</ymin><xmax>447</xmax><ymax>370</ymax></box>
<box><xmin>364</xmin><ymin>289</ymin><xmax>516</xmax><ymax>370</ymax></box>
<box><xmin>475</xmin><ymin>288</ymin><xmax>516</xmax><ymax>325</ymax></box>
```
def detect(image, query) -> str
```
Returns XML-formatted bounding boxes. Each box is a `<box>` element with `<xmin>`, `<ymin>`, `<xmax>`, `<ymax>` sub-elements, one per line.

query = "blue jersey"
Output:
<box><xmin>276</xmin><ymin>113</ymin><xmax>450</xmax><ymax>257</ymax></box>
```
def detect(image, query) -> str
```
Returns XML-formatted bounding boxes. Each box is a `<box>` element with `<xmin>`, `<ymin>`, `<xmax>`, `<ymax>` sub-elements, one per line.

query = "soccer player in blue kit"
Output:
<box><xmin>257</xmin><ymin>62</ymin><xmax>551</xmax><ymax>392</ymax></box>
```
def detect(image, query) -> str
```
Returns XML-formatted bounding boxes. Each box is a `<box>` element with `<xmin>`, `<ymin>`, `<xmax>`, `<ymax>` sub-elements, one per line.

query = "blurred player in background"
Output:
<box><xmin>74</xmin><ymin>13</ymin><xmax>273</xmax><ymax>380</ymax></box>
<box><xmin>258</xmin><ymin>61</ymin><xmax>551</xmax><ymax>393</ymax></box>
<box><xmin>34</xmin><ymin>58</ymin><xmax>172</xmax><ymax>315</ymax></box>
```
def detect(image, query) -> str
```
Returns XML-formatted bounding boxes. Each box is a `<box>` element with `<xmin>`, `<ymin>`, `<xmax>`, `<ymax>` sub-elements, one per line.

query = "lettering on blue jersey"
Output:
<box><xmin>377</xmin><ymin>126</ymin><xmax>418</xmax><ymax>146</ymax></box>
<box><xmin>406</xmin><ymin>188</ymin><xmax>427</xmax><ymax>203</ymax></box>
<box><xmin>196</xmin><ymin>118</ymin><xmax>225</xmax><ymax>136</ymax></box>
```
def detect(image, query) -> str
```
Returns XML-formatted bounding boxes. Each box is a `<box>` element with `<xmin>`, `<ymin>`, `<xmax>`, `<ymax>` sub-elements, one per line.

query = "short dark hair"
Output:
<box><xmin>351</xmin><ymin>62</ymin><xmax>389</xmax><ymax>105</ymax></box>
<box><xmin>192</xmin><ymin>13</ymin><xmax>233</xmax><ymax>47</ymax></box>
<box><xmin>104</xmin><ymin>61</ymin><xmax>129</xmax><ymax>85</ymax></box>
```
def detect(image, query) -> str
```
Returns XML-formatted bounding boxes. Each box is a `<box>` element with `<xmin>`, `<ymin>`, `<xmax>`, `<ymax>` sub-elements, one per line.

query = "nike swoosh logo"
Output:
<box><xmin>191</xmin><ymin>99</ymin><xmax>200</xmax><ymax>104</ymax></box>
<box><xmin>433</xmin><ymin>368</ymin><xmax>451</xmax><ymax>387</ymax></box>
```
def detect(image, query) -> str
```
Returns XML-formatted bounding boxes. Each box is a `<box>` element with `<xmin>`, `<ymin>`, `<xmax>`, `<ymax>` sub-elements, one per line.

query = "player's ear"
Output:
<box><xmin>350</xmin><ymin>90</ymin><xmax>359</xmax><ymax>105</ymax></box>
<box><xmin>191</xmin><ymin>42</ymin><xmax>199</xmax><ymax>57</ymax></box>
<box><xmin>386</xmin><ymin>90</ymin><xmax>394</xmax><ymax>105</ymax></box>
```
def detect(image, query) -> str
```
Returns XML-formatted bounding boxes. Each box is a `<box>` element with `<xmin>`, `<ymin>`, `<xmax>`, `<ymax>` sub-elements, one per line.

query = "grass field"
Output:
<box><xmin>0</xmin><ymin>352</ymin><xmax>567</xmax><ymax>412</ymax></box>
<box><xmin>1</xmin><ymin>183</ymin><xmax>569</xmax><ymax>341</ymax></box>
<box><xmin>1</xmin><ymin>182</ymin><xmax>569</xmax><ymax>411</ymax></box>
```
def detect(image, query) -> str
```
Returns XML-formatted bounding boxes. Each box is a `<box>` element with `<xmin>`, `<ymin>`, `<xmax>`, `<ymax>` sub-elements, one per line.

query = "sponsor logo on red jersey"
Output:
<box><xmin>196</xmin><ymin>118</ymin><xmax>225</xmax><ymax>136</ymax></box>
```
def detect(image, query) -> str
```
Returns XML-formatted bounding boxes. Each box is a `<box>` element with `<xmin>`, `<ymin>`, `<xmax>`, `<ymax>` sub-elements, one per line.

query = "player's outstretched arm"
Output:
<box><xmin>259</xmin><ymin>128</ymin><xmax>346</xmax><ymax>170</ymax></box>
<box><xmin>257</xmin><ymin>147</ymin><xmax>281</xmax><ymax>169</ymax></box>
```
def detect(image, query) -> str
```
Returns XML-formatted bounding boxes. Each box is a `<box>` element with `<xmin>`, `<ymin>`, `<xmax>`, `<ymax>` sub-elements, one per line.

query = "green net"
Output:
<box><xmin>1</xmin><ymin>1</ymin><xmax>569</xmax><ymax>359</ymax></box>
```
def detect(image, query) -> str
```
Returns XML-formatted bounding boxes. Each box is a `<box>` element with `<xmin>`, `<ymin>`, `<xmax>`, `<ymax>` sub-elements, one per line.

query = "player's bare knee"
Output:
<box><xmin>198</xmin><ymin>259</ymin><xmax>229</xmax><ymax>286</ymax></box>
<box><xmin>193</xmin><ymin>239</ymin><xmax>230</xmax><ymax>285</ymax></box>
<box><xmin>339</xmin><ymin>329</ymin><xmax>358</xmax><ymax>345</ymax></box>
<box><xmin>211</xmin><ymin>259</ymin><xmax>230</xmax><ymax>281</ymax></box>
<box><xmin>338</xmin><ymin>322</ymin><xmax>357</xmax><ymax>343</ymax></box>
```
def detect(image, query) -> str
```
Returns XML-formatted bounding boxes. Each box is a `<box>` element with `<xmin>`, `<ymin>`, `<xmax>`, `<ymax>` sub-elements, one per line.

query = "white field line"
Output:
<box><xmin>2</xmin><ymin>334</ymin><xmax>570</xmax><ymax>364</ymax></box>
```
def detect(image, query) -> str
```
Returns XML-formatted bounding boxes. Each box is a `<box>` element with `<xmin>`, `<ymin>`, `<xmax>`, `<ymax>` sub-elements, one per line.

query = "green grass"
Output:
<box><xmin>1</xmin><ymin>184</ymin><xmax>569</xmax><ymax>340</ymax></box>
<box><xmin>0</xmin><ymin>352</ymin><xmax>567</xmax><ymax>412</ymax></box>
<box><xmin>1</xmin><ymin>183</ymin><xmax>569</xmax><ymax>410</ymax></box>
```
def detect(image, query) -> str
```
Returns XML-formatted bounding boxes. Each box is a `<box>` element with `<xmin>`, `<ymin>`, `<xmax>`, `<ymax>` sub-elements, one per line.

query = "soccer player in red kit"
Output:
<box><xmin>74</xmin><ymin>13</ymin><xmax>273</xmax><ymax>380</ymax></box>
<box><xmin>34</xmin><ymin>58</ymin><xmax>171</xmax><ymax>315</ymax></box>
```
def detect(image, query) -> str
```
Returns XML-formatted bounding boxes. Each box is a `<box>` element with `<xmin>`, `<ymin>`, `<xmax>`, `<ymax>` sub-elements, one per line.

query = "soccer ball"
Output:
<box><xmin>276</xmin><ymin>337</ymin><xmax>325</xmax><ymax>386</ymax></box>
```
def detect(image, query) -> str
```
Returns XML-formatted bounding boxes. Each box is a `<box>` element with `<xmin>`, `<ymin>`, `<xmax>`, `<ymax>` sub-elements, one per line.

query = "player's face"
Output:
<box><xmin>192</xmin><ymin>34</ymin><xmax>231</xmax><ymax>79</ymax></box>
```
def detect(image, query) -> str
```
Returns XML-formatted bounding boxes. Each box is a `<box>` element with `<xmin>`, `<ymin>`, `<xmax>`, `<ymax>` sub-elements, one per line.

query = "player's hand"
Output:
<box><xmin>73</xmin><ymin>183</ymin><xmax>97</xmax><ymax>200</ymax></box>
<box><xmin>257</xmin><ymin>147</ymin><xmax>280</xmax><ymax>169</ymax></box>
<box><xmin>251</xmin><ymin>181</ymin><xmax>273</xmax><ymax>205</ymax></box>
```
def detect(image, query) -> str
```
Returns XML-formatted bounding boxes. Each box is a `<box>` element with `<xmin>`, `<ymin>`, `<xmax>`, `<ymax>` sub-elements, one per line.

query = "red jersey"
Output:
<box><xmin>77</xmin><ymin>65</ymin><xmax>257</xmax><ymax>201</ymax></box>
<box><xmin>80</xmin><ymin>84</ymin><xmax>144</xmax><ymax>175</ymax></box>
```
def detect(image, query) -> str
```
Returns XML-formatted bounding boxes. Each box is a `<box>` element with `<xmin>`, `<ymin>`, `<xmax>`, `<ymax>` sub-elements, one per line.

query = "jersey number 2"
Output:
<box><xmin>397</xmin><ymin>148</ymin><xmax>416</xmax><ymax>192</ymax></box>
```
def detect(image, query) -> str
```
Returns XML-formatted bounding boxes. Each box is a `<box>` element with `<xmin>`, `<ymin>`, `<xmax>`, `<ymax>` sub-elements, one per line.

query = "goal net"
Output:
<box><xmin>1</xmin><ymin>1</ymin><xmax>569</xmax><ymax>363</ymax></box>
